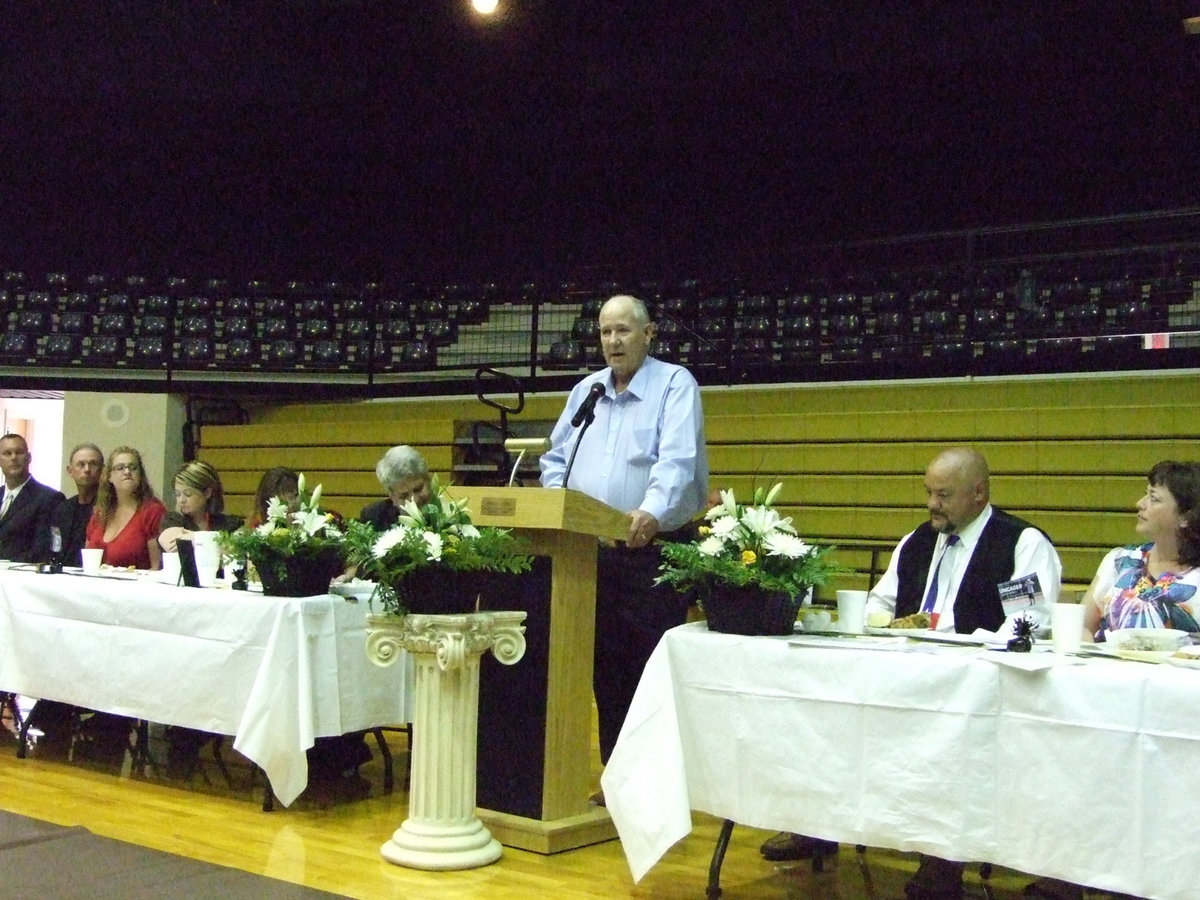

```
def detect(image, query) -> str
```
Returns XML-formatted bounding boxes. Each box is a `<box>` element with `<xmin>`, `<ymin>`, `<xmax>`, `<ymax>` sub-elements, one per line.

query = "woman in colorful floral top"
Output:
<box><xmin>1082</xmin><ymin>460</ymin><xmax>1200</xmax><ymax>640</ymax></box>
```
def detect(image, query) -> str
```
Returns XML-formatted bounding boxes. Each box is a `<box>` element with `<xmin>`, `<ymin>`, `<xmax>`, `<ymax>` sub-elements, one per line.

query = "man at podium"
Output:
<box><xmin>540</xmin><ymin>294</ymin><xmax>708</xmax><ymax>775</ymax></box>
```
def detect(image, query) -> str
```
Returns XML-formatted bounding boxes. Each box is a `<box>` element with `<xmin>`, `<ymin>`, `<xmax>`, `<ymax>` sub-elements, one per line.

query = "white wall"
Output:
<box><xmin>61</xmin><ymin>392</ymin><xmax>187</xmax><ymax>498</ymax></box>
<box><xmin>0</xmin><ymin>397</ymin><xmax>65</xmax><ymax>490</ymax></box>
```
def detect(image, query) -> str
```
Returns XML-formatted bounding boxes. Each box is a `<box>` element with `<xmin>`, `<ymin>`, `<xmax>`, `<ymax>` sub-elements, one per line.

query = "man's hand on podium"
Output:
<box><xmin>626</xmin><ymin>510</ymin><xmax>660</xmax><ymax>549</ymax></box>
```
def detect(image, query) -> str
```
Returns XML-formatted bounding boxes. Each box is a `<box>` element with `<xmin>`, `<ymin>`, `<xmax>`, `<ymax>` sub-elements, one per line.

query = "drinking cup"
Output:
<box><xmin>1051</xmin><ymin>602</ymin><xmax>1086</xmax><ymax>654</ymax></box>
<box><xmin>836</xmin><ymin>590</ymin><xmax>869</xmax><ymax>634</ymax></box>
<box><xmin>81</xmin><ymin>548</ymin><xmax>104</xmax><ymax>575</ymax></box>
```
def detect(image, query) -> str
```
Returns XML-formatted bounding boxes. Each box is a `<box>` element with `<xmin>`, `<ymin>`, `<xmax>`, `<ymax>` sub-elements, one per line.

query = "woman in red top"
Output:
<box><xmin>85</xmin><ymin>446</ymin><xmax>167</xmax><ymax>569</ymax></box>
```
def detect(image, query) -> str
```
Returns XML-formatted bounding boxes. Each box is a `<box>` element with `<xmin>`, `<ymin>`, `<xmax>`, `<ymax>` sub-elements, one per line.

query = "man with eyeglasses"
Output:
<box><xmin>359</xmin><ymin>445</ymin><xmax>434</xmax><ymax>529</ymax></box>
<box><xmin>47</xmin><ymin>443</ymin><xmax>104</xmax><ymax>567</ymax></box>
<box><xmin>0</xmin><ymin>433</ymin><xmax>65</xmax><ymax>563</ymax></box>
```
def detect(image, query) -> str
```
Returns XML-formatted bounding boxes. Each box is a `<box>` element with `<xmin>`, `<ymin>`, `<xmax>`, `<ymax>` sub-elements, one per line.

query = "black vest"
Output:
<box><xmin>894</xmin><ymin>508</ymin><xmax>1044</xmax><ymax>634</ymax></box>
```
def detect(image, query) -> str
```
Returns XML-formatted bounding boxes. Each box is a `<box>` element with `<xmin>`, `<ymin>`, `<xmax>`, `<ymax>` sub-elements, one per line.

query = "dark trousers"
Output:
<box><xmin>595</xmin><ymin>537</ymin><xmax>691</xmax><ymax>764</ymax></box>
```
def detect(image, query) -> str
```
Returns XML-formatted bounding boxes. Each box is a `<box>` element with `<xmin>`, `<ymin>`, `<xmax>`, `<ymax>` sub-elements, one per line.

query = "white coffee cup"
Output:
<box><xmin>81</xmin><ymin>547</ymin><xmax>104</xmax><ymax>575</ymax></box>
<box><xmin>1051</xmin><ymin>602</ymin><xmax>1086</xmax><ymax>654</ymax></box>
<box><xmin>836</xmin><ymin>589</ymin><xmax>869</xmax><ymax>634</ymax></box>
<box><xmin>161</xmin><ymin>550</ymin><xmax>182</xmax><ymax>585</ymax></box>
<box><xmin>190</xmin><ymin>531</ymin><xmax>222</xmax><ymax>588</ymax></box>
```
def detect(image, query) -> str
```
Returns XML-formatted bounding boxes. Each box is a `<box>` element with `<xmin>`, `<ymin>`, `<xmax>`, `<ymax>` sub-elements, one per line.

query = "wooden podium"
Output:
<box><xmin>448</xmin><ymin>486</ymin><xmax>631</xmax><ymax>853</ymax></box>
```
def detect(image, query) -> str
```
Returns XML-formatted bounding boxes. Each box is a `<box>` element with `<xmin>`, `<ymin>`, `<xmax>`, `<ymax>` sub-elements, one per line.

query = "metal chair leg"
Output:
<box><xmin>2</xmin><ymin>693</ymin><xmax>30</xmax><ymax>757</ymax></box>
<box><xmin>706</xmin><ymin>819</ymin><xmax>735</xmax><ymax>899</ymax></box>
<box><xmin>370</xmin><ymin>727</ymin><xmax>394</xmax><ymax>794</ymax></box>
<box><xmin>210</xmin><ymin>736</ymin><xmax>236</xmax><ymax>789</ymax></box>
<box><xmin>248</xmin><ymin>765</ymin><xmax>275</xmax><ymax>811</ymax></box>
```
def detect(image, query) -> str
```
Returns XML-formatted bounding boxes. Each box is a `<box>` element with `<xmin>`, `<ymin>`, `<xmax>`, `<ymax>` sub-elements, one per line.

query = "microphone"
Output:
<box><xmin>562</xmin><ymin>383</ymin><xmax>605</xmax><ymax>489</ymax></box>
<box><xmin>45</xmin><ymin>526</ymin><xmax>64</xmax><ymax>574</ymax></box>
<box><xmin>570</xmin><ymin>382</ymin><xmax>606</xmax><ymax>428</ymax></box>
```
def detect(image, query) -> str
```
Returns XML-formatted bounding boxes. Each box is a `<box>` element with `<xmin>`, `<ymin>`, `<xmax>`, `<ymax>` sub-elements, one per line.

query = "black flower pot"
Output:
<box><xmin>255</xmin><ymin>547</ymin><xmax>345</xmax><ymax>597</ymax></box>
<box><xmin>702</xmin><ymin>584</ymin><xmax>801</xmax><ymax>636</ymax></box>
<box><xmin>397</xmin><ymin>567</ymin><xmax>489</xmax><ymax>614</ymax></box>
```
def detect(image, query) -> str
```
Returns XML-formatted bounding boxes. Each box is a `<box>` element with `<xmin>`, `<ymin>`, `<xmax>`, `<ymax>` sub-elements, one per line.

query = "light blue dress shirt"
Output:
<box><xmin>540</xmin><ymin>356</ymin><xmax>708</xmax><ymax>533</ymax></box>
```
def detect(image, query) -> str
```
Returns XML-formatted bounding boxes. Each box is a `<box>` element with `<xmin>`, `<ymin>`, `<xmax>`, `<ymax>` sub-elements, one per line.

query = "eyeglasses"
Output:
<box><xmin>112</xmin><ymin>463</ymin><xmax>141</xmax><ymax>474</ymax></box>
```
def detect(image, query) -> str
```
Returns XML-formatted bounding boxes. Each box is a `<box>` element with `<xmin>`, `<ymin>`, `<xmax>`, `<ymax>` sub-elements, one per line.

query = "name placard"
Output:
<box><xmin>479</xmin><ymin>496</ymin><xmax>518</xmax><ymax>518</ymax></box>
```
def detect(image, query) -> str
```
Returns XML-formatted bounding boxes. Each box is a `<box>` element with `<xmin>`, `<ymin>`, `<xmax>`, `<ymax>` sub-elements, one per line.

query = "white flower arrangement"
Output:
<box><xmin>657</xmin><ymin>482</ymin><xmax>842</xmax><ymax>600</ymax></box>
<box><xmin>346</xmin><ymin>478</ymin><xmax>532</xmax><ymax>616</ymax></box>
<box><xmin>220</xmin><ymin>472</ymin><xmax>356</xmax><ymax>590</ymax></box>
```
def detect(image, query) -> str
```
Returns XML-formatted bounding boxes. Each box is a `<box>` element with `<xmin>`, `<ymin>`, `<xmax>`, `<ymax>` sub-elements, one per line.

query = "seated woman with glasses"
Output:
<box><xmin>157</xmin><ymin>460</ymin><xmax>243</xmax><ymax>552</ymax></box>
<box><xmin>85</xmin><ymin>446</ymin><xmax>168</xmax><ymax>569</ymax></box>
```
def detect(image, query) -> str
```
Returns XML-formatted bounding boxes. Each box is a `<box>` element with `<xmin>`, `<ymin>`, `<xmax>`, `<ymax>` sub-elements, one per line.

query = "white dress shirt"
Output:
<box><xmin>539</xmin><ymin>356</ymin><xmax>707</xmax><ymax>533</ymax></box>
<box><xmin>866</xmin><ymin>504</ymin><xmax>1062</xmax><ymax>636</ymax></box>
<box><xmin>0</xmin><ymin>478</ymin><xmax>29</xmax><ymax>518</ymax></box>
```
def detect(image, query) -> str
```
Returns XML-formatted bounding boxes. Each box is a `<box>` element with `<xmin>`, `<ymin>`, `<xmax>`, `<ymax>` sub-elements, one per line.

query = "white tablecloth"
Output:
<box><xmin>0</xmin><ymin>568</ymin><xmax>411</xmax><ymax>806</ymax></box>
<box><xmin>601</xmin><ymin>623</ymin><xmax>1200</xmax><ymax>899</ymax></box>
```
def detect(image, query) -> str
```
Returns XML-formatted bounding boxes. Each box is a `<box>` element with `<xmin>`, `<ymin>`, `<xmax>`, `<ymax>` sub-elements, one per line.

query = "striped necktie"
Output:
<box><xmin>0</xmin><ymin>490</ymin><xmax>11</xmax><ymax>519</ymax></box>
<box><xmin>921</xmin><ymin>534</ymin><xmax>960</xmax><ymax>615</ymax></box>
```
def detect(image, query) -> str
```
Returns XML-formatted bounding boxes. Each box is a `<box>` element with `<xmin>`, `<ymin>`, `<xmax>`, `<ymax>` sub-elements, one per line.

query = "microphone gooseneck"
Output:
<box><xmin>562</xmin><ymin>382</ymin><xmax>606</xmax><ymax>488</ymax></box>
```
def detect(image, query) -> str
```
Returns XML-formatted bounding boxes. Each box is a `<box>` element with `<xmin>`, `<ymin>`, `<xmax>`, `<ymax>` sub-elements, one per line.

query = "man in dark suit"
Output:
<box><xmin>0</xmin><ymin>433</ymin><xmax>65</xmax><ymax>563</ymax></box>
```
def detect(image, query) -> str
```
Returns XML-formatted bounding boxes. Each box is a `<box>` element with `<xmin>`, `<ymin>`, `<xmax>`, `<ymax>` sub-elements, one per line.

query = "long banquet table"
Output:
<box><xmin>0</xmin><ymin>566</ymin><xmax>411</xmax><ymax>807</ymax></box>
<box><xmin>601</xmin><ymin>622</ymin><xmax>1200</xmax><ymax>900</ymax></box>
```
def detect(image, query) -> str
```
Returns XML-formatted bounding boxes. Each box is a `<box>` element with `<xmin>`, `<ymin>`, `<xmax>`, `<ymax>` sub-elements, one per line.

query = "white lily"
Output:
<box><xmin>309</xmin><ymin>483</ymin><xmax>322</xmax><ymax>508</ymax></box>
<box><xmin>398</xmin><ymin>497</ymin><xmax>426</xmax><ymax>528</ymax></box>
<box><xmin>741</xmin><ymin>505</ymin><xmax>793</xmax><ymax>537</ymax></box>
<box><xmin>764</xmin><ymin>482</ymin><xmax>783</xmax><ymax>506</ymax></box>
<box><xmin>705</xmin><ymin>488</ymin><xmax>738</xmax><ymax>520</ymax></box>
<box><xmin>293</xmin><ymin>507</ymin><xmax>328</xmax><ymax>537</ymax></box>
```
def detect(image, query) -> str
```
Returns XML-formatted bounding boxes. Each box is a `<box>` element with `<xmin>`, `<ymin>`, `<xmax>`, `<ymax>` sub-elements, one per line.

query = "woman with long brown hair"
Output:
<box><xmin>85</xmin><ymin>446</ymin><xmax>167</xmax><ymax>570</ymax></box>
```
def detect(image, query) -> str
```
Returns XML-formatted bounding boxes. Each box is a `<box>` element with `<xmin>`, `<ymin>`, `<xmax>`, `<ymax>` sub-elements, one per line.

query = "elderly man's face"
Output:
<box><xmin>388</xmin><ymin>475</ymin><xmax>432</xmax><ymax>510</ymax></box>
<box><xmin>599</xmin><ymin>298</ymin><xmax>653</xmax><ymax>385</ymax></box>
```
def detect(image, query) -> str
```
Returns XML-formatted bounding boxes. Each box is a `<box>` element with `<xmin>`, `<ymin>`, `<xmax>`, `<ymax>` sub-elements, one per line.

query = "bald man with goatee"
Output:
<box><xmin>762</xmin><ymin>447</ymin><xmax>1062</xmax><ymax>900</ymax></box>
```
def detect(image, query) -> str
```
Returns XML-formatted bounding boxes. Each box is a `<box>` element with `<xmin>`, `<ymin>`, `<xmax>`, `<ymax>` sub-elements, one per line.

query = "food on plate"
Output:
<box><xmin>1105</xmin><ymin>628</ymin><xmax>1189</xmax><ymax>652</ymax></box>
<box><xmin>890</xmin><ymin>611</ymin><xmax>932</xmax><ymax>630</ymax></box>
<box><xmin>1171</xmin><ymin>644</ymin><xmax>1200</xmax><ymax>660</ymax></box>
<box><xmin>866</xmin><ymin>611</ymin><xmax>894</xmax><ymax>628</ymax></box>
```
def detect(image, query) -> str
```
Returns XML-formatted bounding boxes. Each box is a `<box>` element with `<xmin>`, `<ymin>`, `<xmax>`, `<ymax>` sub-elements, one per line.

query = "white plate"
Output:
<box><xmin>331</xmin><ymin>579</ymin><xmax>377</xmax><ymax>600</ymax></box>
<box><xmin>1113</xmin><ymin>649</ymin><xmax>1176</xmax><ymax>664</ymax></box>
<box><xmin>1165</xmin><ymin>654</ymin><xmax>1200</xmax><ymax>670</ymax></box>
<box><xmin>1104</xmin><ymin>627</ymin><xmax>1189</xmax><ymax>652</ymax></box>
<box><xmin>866</xmin><ymin>626</ymin><xmax>983</xmax><ymax>644</ymax></box>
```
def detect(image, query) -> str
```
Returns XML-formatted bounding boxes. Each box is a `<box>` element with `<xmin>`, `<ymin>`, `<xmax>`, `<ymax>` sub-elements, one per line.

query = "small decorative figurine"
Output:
<box><xmin>1007</xmin><ymin>614</ymin><xmax>1036</xmax><ymax>652</ymax></box>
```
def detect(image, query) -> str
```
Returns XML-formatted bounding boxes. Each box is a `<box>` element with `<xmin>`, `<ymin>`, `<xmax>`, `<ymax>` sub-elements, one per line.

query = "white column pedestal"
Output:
<box><xmin>365</xmin><ymin>611</ymin><xmax>526</xmax><ymax>871</ymax></box>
